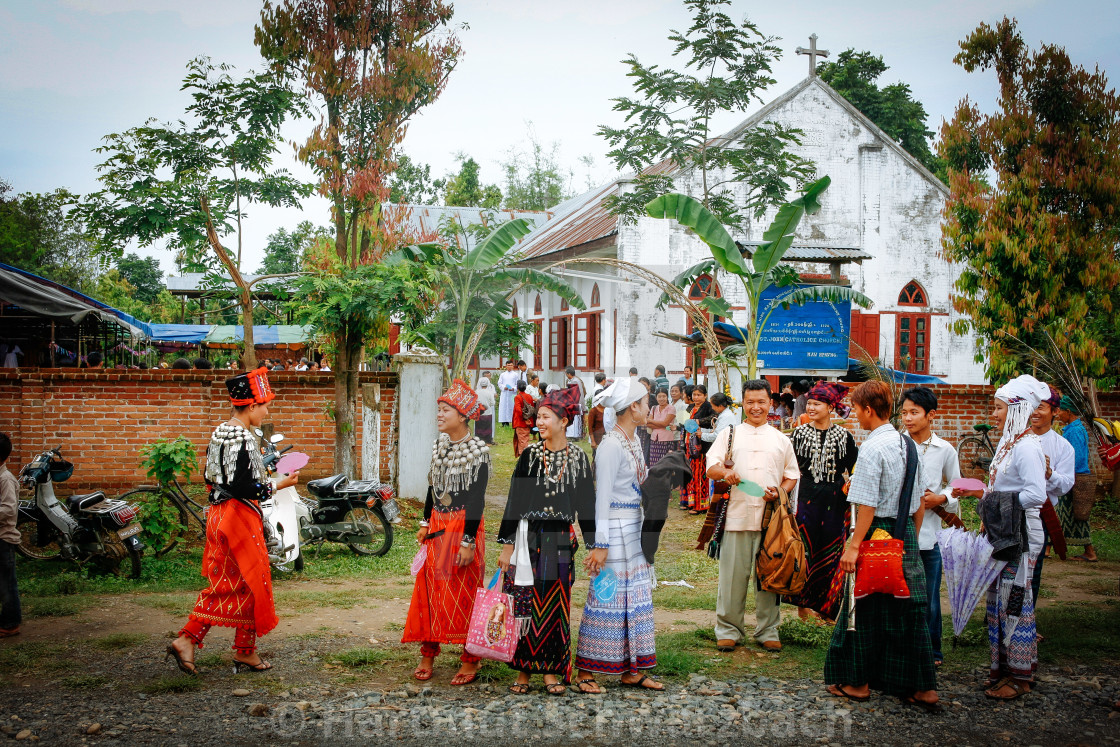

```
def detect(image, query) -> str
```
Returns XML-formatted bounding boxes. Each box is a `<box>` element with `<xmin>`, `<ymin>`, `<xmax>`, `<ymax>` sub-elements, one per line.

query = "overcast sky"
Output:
<box><xmin>2</xmin><ymin>0</ymin><xmax>1118</xmax><ymax>275</ymax></box>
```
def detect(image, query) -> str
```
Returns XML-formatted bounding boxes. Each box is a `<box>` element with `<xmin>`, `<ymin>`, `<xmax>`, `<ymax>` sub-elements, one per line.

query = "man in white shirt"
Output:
<box><xmin>899</xmin><ymin>387</ymin><xmax>961</xmax><ymax>667</ymax></box>
<box><xmin>706</xmin><ymin>380</ymin><xmax>799</xmax><ymax>653</ymax></box>
<box><xmin>496</xmin><ymin>361</ymin><xmax>520</xmax><ymax>426</ymax></box>
<box><xmin>1030</xmin><ymin>386</ymin><xmax>1075</xmax><ymax>607</ymax></box>
<box><xmin>525</xmin><ymin>373</ymin><xmax>542</xmax><ymax>401</ymax></box>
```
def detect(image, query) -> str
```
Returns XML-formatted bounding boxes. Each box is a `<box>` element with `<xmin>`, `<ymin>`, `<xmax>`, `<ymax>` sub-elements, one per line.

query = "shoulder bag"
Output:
<box><xmin>852</xmin><ymin>435</ymin><xmax>916</xmax><ymax>599</ymax></box>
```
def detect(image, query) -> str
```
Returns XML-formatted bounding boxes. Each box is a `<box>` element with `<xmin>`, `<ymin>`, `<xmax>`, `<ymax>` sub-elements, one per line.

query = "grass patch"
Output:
<box><xmin>777</xmin><ymin>618</ymin><xmax>833</xmax><ymax>648</ymax></box>
<box><xmin>383</xmin><ymin>621</ymin><xmax>404</xmax><ymax>632</ymax></box>
<box><xmin>132</xmin><ymin>592</ymin><xmax>197</xmax><ymax>615</ymax></box>
<box><xmin>92</xmin><ymin>632</ymin><xmax>148</xmax><ymax>651</ymax></box>
<box><xmin>273</xmin><ymin>589</ymin><xmax>366</xmax><ymax>611</ymax></box>
<box><xmin>196</xmin><ymin>652</ymin><xmax>225</xmax><ymax>669</ymax></box>
<box><xmin>140</xmin><ymin>674</ymin><xmax>204</xmax><ymax>694</ymax></box>
<box><xmin>654</xmin><ymin>585</ymin><xmax>718</xmax><ymax>611</ymax></box>
<box><xmin>0</xmin><ymin>642</ymin><xmax>68</xmax><ymax>674</ymax></box>
<box><xmin>290</xmin><ymin>627</ymin><xmax>348</xmax><ymax>641</ymax></box>
<box><xmin>474</xmin><ymin>660</ymin><xmax>510</xmax><ymax>683</ymax></box>
<box><xmin>60</xmin><ymin>674</ymin><xmax>112</xmax><ymax>690</ymax></box>
<box><xmin>327</xmin><ymin>646</ymin><xmax>398</xmax><ymax>669</ymax></box>
<box><xmin>22</xmin><ymin>595</ymin><xmax>90</xmax><ymax>618</ymax></box>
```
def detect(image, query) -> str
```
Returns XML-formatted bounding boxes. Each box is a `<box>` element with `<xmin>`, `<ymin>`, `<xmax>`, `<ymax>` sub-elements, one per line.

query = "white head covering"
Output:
<box><xmin>994</xmin><ymin>374</ymin><xmax>1050</xmax><ymax>451</ymax></box>
<box><xmin>478</xmin><ymin>378</ymin><xmax>490</xmax><ymax>389</ymax></box>
<box><xmin>594</xmin><ymin>376</ymin><xmax>649</xmax><ymax>431</ymax></box>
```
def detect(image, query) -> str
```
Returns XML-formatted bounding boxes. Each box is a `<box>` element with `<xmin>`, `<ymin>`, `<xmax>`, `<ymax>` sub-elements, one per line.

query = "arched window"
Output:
<box><xmin>511</xmin><ymin>300</ymin><xmax>519</xmax><ymax>318</ymax></box>
<box><xmin>898</xmin><ymin>281</ymin><xmax>927</xmax><ymax>306</ymax></box>
<box><xmin>560</xmin><ymin>297</ymin><xmax>569</xmax><ymax>311</ymax></box>
<box><xmin>533</xmin><ymin>294</ymin><xmax>542</xmax><ymax>316</ymax></box>
<box><xmin>688</xmin><ymin>274</ymin><xmax>721</xmax><ymax>301</ymax></box>
<box><xmin>590</xmin><ymin>283</ymin><xmax>601</xmax><ymax>308</ymax></box>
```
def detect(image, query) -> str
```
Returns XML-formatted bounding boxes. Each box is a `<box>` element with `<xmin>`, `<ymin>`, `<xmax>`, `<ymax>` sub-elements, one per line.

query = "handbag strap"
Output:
<box><xmin>893</xmin><ymin>436</ymin><xmax>919</xmax><ymax>540</ymax></box>
<box><xmin>724</xmin><ymin>421</ymin><xmax>735</xmax><ymax>462</ymax></box>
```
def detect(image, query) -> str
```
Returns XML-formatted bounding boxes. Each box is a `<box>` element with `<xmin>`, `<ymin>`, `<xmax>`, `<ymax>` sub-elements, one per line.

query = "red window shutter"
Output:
<box><xmin>850</xmin><ymin>311</ymin><xmax>881</xmax><ymax>359</ymax></box>
<box><xmin>533</xmin><ymin>321</ymin><xmax>543</xmax><ymax>368</ymax></box>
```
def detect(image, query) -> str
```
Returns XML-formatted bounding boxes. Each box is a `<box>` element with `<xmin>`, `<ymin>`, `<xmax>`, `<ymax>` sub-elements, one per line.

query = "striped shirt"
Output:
<box><xmin>847</xmin><ymin>424</ymin><xmax>926</xmax><ymax>519</ymax></box>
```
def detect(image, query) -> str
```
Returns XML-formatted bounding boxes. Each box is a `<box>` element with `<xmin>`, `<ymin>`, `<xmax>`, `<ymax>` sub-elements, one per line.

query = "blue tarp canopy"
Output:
<box><xmin>146</xmin><ymin>324</ymin><xmax>211</xmax><ymax>344</ymax></box>
<box><xmin>204</xmin><ymin>325</ymin><xmax>313</xmax><ymax>345</ymax></box>
<box><xmin>848</xmin><ymin>358</ymin><xmax>946</xmax><ymax>384</ymax></box>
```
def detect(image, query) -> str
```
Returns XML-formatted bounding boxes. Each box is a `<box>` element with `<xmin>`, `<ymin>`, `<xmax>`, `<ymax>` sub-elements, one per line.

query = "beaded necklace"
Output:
<box><xmin>609</xmin><ymin>424</ymin><xmax>649</xmax><ymax>484</ymax></box>
<box><xmin>792</xmin><ymin>422</ymin><xmax>848</xmax><ymax>483</ymax></box>
<box><xmin>429</xmin><ymin>432</ymin><xmax>490</xmax><ymax>504</ymax></box>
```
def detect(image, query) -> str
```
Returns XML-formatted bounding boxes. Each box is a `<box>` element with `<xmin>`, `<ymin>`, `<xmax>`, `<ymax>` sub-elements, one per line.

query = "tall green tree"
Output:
<box><xmin>444</xmin><ymin>156</ymin><xmax>502</xmax><ymax>208</ymax></box>
<box><xmin>0</xmin><ymin>182</ymin><xmax>101</xmax><ymax>293</ymax></box>
<box><xmin>257</xmin><ymin>0</ymin><xmax>461</xmax><ymax>474</ymax></box>
<box><xmin>817</xmin><ymin>49</ymin><xmax>946</xmax><ymax>180</ymax></box>
<box><xmin>257</xmin><ymin>221</ymin><xmax>331</xmax><ymax>275</ymax></box>
<box><xmin>116</xmin><ymin>253</ymin><xmax>164</xmax><ymax>304</ymax></box>
<box><xmin>940</xmin><ymin>17</ymin><xmax>1120</xmax><ymax>381</ymax></box>
<box><xmin>94</xmin><ymin>269</ymin><xmax>180</xmax><ymax>324</ymax></box>
<box><xmin>388</xmin><ymin>153</ymin><xmax>444</xmax><ymax>204</ymax></box>
<box><xmin>78</xmin><ymin>57</ymin><xmax>312</xmax><ymax>368</ymax></box>
<box><xmin>599</xmin><ymin>0</ymin><xmax>813</xmax><ymax>233</ymax></box>
<box><xmin>501</xmin><ymin>134</ymin><xmax>572</xmax><ymax>211</ymax></box>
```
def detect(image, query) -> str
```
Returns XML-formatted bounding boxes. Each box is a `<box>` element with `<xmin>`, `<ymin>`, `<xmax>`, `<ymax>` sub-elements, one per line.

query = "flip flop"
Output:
<box><xmin>450</xmin><ymin>672</ymin><xmax>478</xmax><ymax>686</ymax></box>
<box><xmin>621</xmin><ymin>675</ymin><xmax>664</xmax><ymax>691</ymax></box>
<box><xmin>1071</xmin><ymin>555</ymin><xmax>1100</xmax><ymax>563</ymax></box>
<box><xmin>903</xmin><ymin>695</ymin><xmax>943</xmax><ymax>713</ymax></box>
<box><xmin>545</xmin><ymin>682</ymin><xmax>567</xmax><ymax>696</ymax></box>
<box><xmin>986</xmin><ymin>679</ymin><xmax>1030</xmax><ymax>700</ymax></box>
<box><xmin>413</xmin><ymin>667</ymin><xmax>433</xmax><ymax>681</ymax></box>
<box><xmin>827</xmin><ymin>684</ymin><xmax>869</xmax><ymax>702</ymax></box>
<box><xmin>576</xmin><ymin>678</ymin><xmax>601</xmax><ymax>694</ymax></box>
<box><xmin>508</xmin><ymin>683</ymin><xmax>531</xmax><ymax>695</ymax></box>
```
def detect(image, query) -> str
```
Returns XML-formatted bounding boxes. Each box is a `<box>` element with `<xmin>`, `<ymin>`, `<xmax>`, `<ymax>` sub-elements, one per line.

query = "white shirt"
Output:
<box><xmin>705</xmin><ymin>422</ymin><xmax>800</xmax><ymax>532</ymax></box>
<box><xmin>701</xmin><ymin>407</ymin><xmax>740</xmax><ymax>443</ymax></box>
<box><xmin>593</xmin><ymin>431</ymin><xmax>645</xmax><ymax>548</ymax></box>
<box><xmin>989</xmin><ymin>435</ymin><xmax>1048</xmax><ymax>557</ymax></box>
<box><xmin>526</xmin><ymin>384</ymin><xmax>541</xmax><ymax>401</ymax></box>
<box><xmin>1037</xmin><ymin>428</ymin><xmax>1076</xmax><ymax>506</ymax></box>
<box><xmin>911</xmin><ymin>432</ymin><xmax>962</xmax><ymax>551</ymax></box>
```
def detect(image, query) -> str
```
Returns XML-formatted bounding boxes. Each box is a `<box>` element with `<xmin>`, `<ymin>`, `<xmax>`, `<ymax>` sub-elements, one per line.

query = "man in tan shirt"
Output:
<box><xmin>707</xmin><ymin>380</ymin><xmax>799</xmax><ymax>652</ymax></box>
<box><xmin>0</xmin><ymin>433</ymin><xmax>22</xmax><ymax>636</ymax></box>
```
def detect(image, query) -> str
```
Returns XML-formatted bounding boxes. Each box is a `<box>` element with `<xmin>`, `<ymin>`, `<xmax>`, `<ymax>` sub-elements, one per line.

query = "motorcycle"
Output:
<box><xmin>16</xmin><ymin>447</ymin><xmax>145</xmax><ymax>578</ymax></box>
<box><xmin>257</xmin><ymin>431</ymin><xmax>397</xmax><ymax>572</ymax></box>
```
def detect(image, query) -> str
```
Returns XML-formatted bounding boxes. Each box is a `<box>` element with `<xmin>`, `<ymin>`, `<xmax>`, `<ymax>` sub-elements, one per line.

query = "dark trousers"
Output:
<box><xmin>920</xmin><ymin>546</ymin><xmax>943</xmax><ymax>663</ymax></box>
<box><xmin>1031</xmin><ymin>527</ymin><xmax>1050</xmax><ymax>606</ymax></box>
<box><xmin>0</xmin><ymin>541</ymin><xmax>21</xmax><ymax>630</ymax></box>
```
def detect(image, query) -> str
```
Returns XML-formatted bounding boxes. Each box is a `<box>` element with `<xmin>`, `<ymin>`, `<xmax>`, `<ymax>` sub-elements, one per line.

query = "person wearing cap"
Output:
<box><xmin>1055</xmin><ymin>396</ymin><xmax>1097</xmax><ymax>563</ymax></box>
<box><xmin>575</xmin><ymin>377</ymin><xmax>663</xmax><ymax>692</ymax></box>
<box><xmin>166</xmin><ymin>367</ymin><xmax>298</xmax><ymax>676</ymax></box>
<box><xmin>497</xmin><ymin>383</ymin><xmax>597</xmax><ymax>696</ymax></box>
<box><xmin>403</xmin><ymin>379</ymin><xmax>490</xmax><ymax>687</ymax></box>
<box><xmin>787</xmin><ymin>381</ymin><xmax>858</xmax><ymax>624</ymax></box>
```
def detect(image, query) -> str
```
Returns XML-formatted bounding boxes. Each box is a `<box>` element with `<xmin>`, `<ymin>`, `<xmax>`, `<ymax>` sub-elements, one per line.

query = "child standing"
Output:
<box><xmin>0</xmin><ymin>433</ymin><xmax>21</xmax><ymax>637</ymax></box>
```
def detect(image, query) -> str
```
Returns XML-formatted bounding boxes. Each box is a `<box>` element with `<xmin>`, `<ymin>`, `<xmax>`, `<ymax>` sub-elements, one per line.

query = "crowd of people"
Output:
<box><xmin>3</xmin><ymin>357</ymin><xmax>1107</xmax><ymax>711</ymax></box>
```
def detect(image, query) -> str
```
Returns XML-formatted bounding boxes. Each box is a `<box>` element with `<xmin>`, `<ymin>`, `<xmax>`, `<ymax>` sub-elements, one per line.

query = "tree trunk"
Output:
<box><xmin>332</xmin><ymin>330</ymin><xmax>362</xmax><ymax>476</ymax></box>
<box><xmin>201</xmin><ymin>196</ymin><xmax>256</xmax><ymax>369</ymax></box>
<box><xmin>240</xmin><ymin>291</ymin><xmax>258</xmax><ymax>370</ymax></box>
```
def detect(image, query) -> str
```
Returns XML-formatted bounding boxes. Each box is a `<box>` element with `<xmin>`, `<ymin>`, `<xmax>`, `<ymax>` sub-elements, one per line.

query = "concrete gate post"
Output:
<box><xmin>392</xmin><ymin>349</ymin><xmax>444</xmax><ymax>500</ymax></box>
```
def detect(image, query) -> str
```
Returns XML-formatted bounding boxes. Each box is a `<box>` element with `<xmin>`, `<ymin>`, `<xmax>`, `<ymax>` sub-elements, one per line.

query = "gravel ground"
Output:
<box><xmin>2</xmin><ymin>664</ymin><xmax>1117</xmax><ymax>745</ymax></box>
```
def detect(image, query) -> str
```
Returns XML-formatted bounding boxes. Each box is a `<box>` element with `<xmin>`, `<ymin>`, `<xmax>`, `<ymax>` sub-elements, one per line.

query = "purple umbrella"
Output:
<box><xmin>937</xmin><ymin>527</ymin><xmax>1008</xmax><ymax>636</ymax></box>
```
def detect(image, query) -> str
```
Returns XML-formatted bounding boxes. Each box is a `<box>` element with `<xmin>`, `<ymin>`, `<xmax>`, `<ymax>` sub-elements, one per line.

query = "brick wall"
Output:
<box><xmin>0</xmin><ymin>370</ymin><xmax>398</xmax><ymax>492</ymax></box>
<box><xmin>840</xmin><ymin>383</ymin><xmax>1120</xmax><ymax>480</ymax></box>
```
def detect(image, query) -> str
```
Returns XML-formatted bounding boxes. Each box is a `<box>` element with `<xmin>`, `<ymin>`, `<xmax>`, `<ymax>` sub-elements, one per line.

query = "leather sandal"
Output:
<box><xmin>986</xmin><ymin>679</ymin><xmax>1030</xmax><ymax>700</ymax></box>
<box><xmin>903</xmin><ymin>695</ymin><xmax>943</xmax><ymax>713</ymax></box>
<box><xmin>827</xmin><ymin>684</ymin><xmax>869</xmax><ymax>702</ymax></box>
<box><xmin>508</xmin><ymin>682</ymin><xmax>531</xmax><ymax>695</ymax></box>
<box><xmin>165</xmin><ymin>644</ymin><xmax>198</xmax><ymax>676</ymax></box>
<box><xmin>545</xmin><ymin>681</ymin><xmax>567</xmax><ymax>696</ymax></box>
<box><xmin>622</xmin><ymin>675</ymin><xmax>664</xmax><ymax>691</ymax></box>
<box><xmin>576</xmin><ymin>678</ymin><xmax>601</xmax><ymax>694</ymax></box>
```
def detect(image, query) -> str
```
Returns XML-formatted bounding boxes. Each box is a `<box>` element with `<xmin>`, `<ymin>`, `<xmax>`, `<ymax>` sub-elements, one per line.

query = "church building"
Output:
<box><xmin>499</xmin><ymin>47</ymin><xmax>987</xmax><ymax>389</ymax></box>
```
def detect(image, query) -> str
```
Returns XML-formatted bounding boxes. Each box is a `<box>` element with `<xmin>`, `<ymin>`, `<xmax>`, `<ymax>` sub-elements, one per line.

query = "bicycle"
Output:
<box><xmin>119</xmin><ymin>478</ymin><xmax>208</xmax><ymax>557</ymax></box>
<box><xmin>957</xmin><ymin>423</ymin><xmax>996</xmax><ymax>479</ymax></box>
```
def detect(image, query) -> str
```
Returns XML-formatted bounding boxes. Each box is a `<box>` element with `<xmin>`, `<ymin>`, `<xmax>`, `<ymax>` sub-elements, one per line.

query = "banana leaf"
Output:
<box><xmin>462</xmin><ymin>219</ymin><xmax>532</xmax><ymax>271</ymax></box>
<box><xmin>645</xmin><ymin>194</ymin><xmax>747</xmax><ymax>275</ymax></box>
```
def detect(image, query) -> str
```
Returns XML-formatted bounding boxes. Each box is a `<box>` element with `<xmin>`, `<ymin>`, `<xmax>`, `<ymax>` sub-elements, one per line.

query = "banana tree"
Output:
<box><xmin>395</xmin><ymin>218</ymin><xmax>585</xmax><ymax>381</ymax></box>
<box><xmin>646</xmin><ymin>176</ymin><xmax>873</xmax><ymax>379</ymax></box>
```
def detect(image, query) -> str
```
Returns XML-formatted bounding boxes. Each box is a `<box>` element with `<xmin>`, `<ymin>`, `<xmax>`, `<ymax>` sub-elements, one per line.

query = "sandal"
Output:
<box><xmin>413</xmin><ymin>667</ymin><xmax>433</xmax><ymax>682</ymax></box>
<box><xmin>232</xmin><ymin>659</ymin><xmax>273</xmax><ymax>674</ymax></box>
<box><xmin>827</xmin><ymin>684</ymin><xmax>869</xmax><ymax>702</ymax></box>
<box><xmin>576</xmin><ymin>678</ymin><xmax>601</xmax><ymax>694</ymax></box>
<box><xmin>621</xmin><ymin>675</ymin><xmax>664</xmax><ymax>691</ymax></box>
<box><xmin>903</xmin><ymin>695</ymin><xmax>943</xmax><ymax>713</ymax></box>
<box><xmin>986</xmin><ymin>679</ymin><xmax>1030</xmax><ymax>700</ymax></box>
<box><xmin>165</xmin><ymin>644</ymin><xmax>198</xmax><ymax>676</ymax></box>
<box><xmin>450</xmin><ymin>672</ymin><xmax>478</xmax><ymax>686</ymax></box>
<box><xmin>508</xmin><ymin>683</ymin><xmax>531</xmax><ymax>695</ymax></box>
<box><xmin>0</xmin><ymin>628</ymin><xmax>19</xmax><ymax>639</ymax></box>
<box><xmin>545</xmin><ymin>681</ymin><xmax>567</xmax><ymax>696</ymax></box>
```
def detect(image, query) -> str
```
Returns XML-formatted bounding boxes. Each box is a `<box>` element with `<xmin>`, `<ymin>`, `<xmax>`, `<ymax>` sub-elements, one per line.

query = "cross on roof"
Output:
<box><xmin>796</xmin><ymin>34</ymin><xmax>829</xmax><ymax>78</ymax></box>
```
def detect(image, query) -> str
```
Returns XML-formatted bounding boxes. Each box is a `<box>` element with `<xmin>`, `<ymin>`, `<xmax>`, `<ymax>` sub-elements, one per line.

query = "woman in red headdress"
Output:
<box><xmin>496</xmin><ymin>383</ymin><xmax>597</xmax><ymax>695</ymax></box>
<box><xmin>787</xmin><ymin>381</ymin><xmax>858</xmax><ymax>622</ymax></box>
<box><xmin>403</xmin><ymin>379</ymin><xmax>490</xmax><ymax>686</ymax></box>
<box><xmin>166</xmin><ymin>367</ymin><xmax>298</xmax><ymax>675</ymax></box>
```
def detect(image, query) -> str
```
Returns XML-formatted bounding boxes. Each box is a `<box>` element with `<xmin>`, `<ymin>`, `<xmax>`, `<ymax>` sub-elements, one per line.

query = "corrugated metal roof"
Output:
<box><xmin>739</xmin><ymin>242</ymin><xmax>871</xmax><ymax>262</ymax></box>
<box><xmin>383</xmin><ymin>204</ymin><xmax>553</xmax><ymax>249</ymax></box>
<box><xmin>518</xmin><ymin>181</ymin><xmax>622</xmax><ymax>259</ymax></box>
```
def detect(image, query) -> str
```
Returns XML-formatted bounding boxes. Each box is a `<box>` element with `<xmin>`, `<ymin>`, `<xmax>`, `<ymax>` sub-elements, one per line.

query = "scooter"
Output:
<box><xmin>258</xmin><ymin>432</ymin><xmax>397</xmax><ymax>572</ymax></box>
<box><xmin>16</xmin><ymin>447</ymin><xmax>145</xmax><ymax>578</ymax></box>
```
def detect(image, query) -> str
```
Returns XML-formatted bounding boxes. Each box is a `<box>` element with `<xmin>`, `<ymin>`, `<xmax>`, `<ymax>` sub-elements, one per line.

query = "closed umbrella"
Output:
<box><xmin>938</xmin><ymin>527</ymin><xmax>1008</xmax><ymax>636</ymax></box>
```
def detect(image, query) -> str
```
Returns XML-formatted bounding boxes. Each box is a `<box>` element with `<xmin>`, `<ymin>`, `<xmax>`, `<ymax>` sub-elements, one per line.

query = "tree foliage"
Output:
<box><xmin>817</xmin><ymin>49</ymin><xmax>946</xmax><ymax>181</ymax></box>
<box><xmin>599</xmin><ymin>0</ymin><xmax>813</xmax><ymax>232</ymax></box>
<box><xmin>77</xmin><ymin>57</ymin><xmax>312</xmax><ymax>368</ymax></box>
<box><xmin>388</xmin><ymin>153</ymin><xmax>445</xmax><ymax>204</ymax></box>
<box><xmin>257</xmin><ymin>221</ymin><xmax>331</xmax><ymax>275</ymax></box>
<box><xmin>444</xmin><ymin>156</ymin><xmax>502</xmax><ymax>208</ymax></box>
<box><xmin>0</xmin><ymin>182</ymin><xmax>102</xmax><ymax>293</ymax></box>
<box><xmin>501</xmin><ymin>134</ymin><xmax>572</xmax><ymax>211</ymax></box>
<box><xmin>116</xmin><ymin>253</ymin><xmax>165</xmax><ymax>304</ymax></box>
<box><xmin>257</xmin><ymin>0</ymin><xmax>461</xmax><ymax>473</ymax></box>
<box><xmin>94</xmin><ymin>270</ymin><xmax>180</xmax><ymax>324</ymax></box>
<box><xmin>940</xmin><ymin>17</ymin><xmax>1120</xmax><ymax>381</ymax></box>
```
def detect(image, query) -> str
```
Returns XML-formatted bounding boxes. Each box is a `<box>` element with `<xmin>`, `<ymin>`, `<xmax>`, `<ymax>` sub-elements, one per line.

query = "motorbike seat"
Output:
<box><xmin>67</xmin><ymin>491</ymin><xmax>106</xmax><ymax>512</ymax></box>
<box><xmin>307</xmin><ymin>474</ymin><xmax>347</xmax><ymax>498</ymax></box>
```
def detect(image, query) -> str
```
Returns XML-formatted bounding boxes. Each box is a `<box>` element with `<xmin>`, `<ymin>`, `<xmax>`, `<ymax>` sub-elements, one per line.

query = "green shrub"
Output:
<box><xmin>139</xmin><ymin>437</ymin><xmax>198</xmax><ymax>487</ymax></box>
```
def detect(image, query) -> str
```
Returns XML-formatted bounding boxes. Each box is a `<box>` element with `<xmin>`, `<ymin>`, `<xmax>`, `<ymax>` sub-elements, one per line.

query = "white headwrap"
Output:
<box><xmin>594</xmin><ymin>376</ymin><xmax>649</xmax><ymax>432</ymax></box>
<box><xmin>994</xmin><ymin>374</ymin><xmax>1050</xmax><ymax>451</ymax></box>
